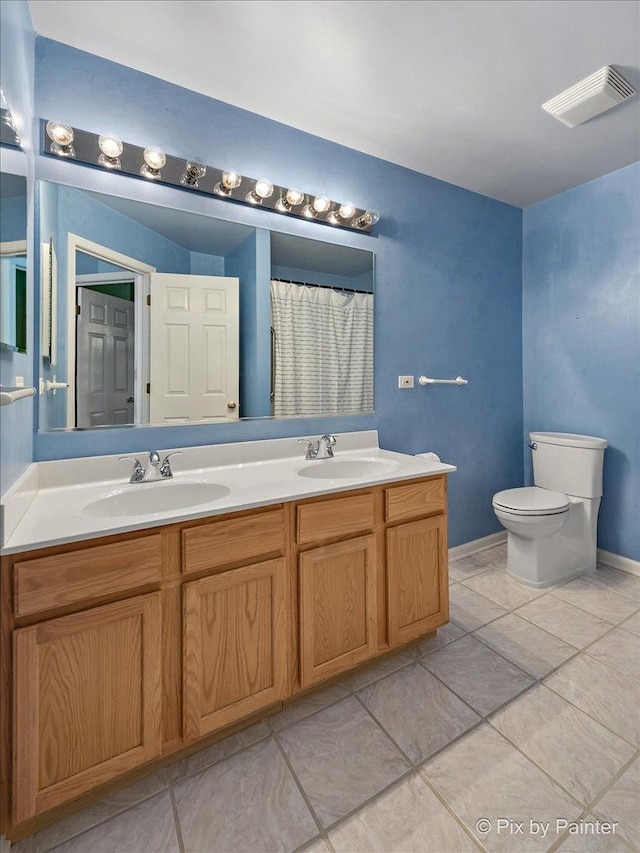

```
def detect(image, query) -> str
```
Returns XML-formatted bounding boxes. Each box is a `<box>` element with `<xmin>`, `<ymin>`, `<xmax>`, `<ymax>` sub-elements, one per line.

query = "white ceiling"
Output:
<box><xmin>29</xmin><ymin>0</ymin><xmax>640</xmax><ymax>207</ymax></box>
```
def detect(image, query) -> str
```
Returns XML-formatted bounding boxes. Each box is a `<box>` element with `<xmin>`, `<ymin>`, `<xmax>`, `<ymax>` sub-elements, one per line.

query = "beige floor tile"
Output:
<box><xmin>490</xmin><ymin>685</ymin><xmax>634</xmax><ymax>805</ymax></box>
<box><xmin>358</xmin><ymin>663</ymin><xmax>480</xmax><ymax>763</ymax></box>
<box><xmin>463</xmin><ymin>567</ymin><xmax>543</xmax><ymax>610</ymax></box>
<box><xmin>586</xmin><ymin>628</ymin><xmax>640</xmax><ymax>682</ymax></box>
<box><xmin>516</xmin><ymin>595</ymin><xmax>612</xmax><ymax>648</ymax></box>
<box><xmin>449</xmin><ymin>584</ymin><xmax>509</xmax><ymax>632</ymax></box>
<box><xmin>173</xmin><ymin>736</ymin><xmax>317</xmax><ymax>853</ymax></box>
<box><xmin>586</xmin><ymin>567</ymin><xmax>640</xmax><ymax>603</ymax></box>
<box><xmin>448</xmin><ymin>555</ymin><xmax>493</xmax><ymax>582</ymax></box>
<box><xmin>545</xmin><ymin>653</ymin><xmax>640</xmax><ymax>747</ymax></box>
<box><xmin>168</xmin><ymin>721</ymin><xmax>270</xmax><ymax>783</ymax></box>
<box><xmin>552</xmin><ymin>577</ymin><xmax>639</xmax><ymax>624</ymax></box>
<box><xmin>47</xmin><ymin>792</ymin><xmax>178</xmax><ymax>853</ymax></box>
<box><xmin>11</xmin><ymin>770</ymin><xmax>168</xmax><ymax>853</ymax></box>
<box><xmin>592</xmin><ymin>759</ymin><xmax>640</xmax><ymax>849</ymax></box>
<box><xmin>557</xmin><ymin>814</ymin><xmax>634</xmax><ymax>851</ymax></box>
<box><xmin>422</xmin><ymin>635</ymin><xmax>534</xmax><ymax>716</ymax></box>
<box><xmin>473</xmin><ymin>542</ymin><xmax>508</xmax><ymax>568</ymax></box>
<box><xmin>423</xmin><ymin>724</ymin><xmax>582</xmax><ymax>851</ymax></box>
<box><xmin>270</xmin><ymin>683</ymin><xmax>351</xmax><ymax>732</ymax></box>
<box><xmin>344</xmin><ymin>650</ymin><xmax>415</xmax><ymax>691</ymax></box>
<box><xmin>413</xmin><ymin>620</ymin><xmax>466</xmax><ymax>656</ymax></box>
<box><xmin>621</xmin><ymin>610</ymin><xmax>640</xmax><ymax>637</ymax></box>
<box><xmin>277</xmin><ymin>696</ymin><xmax>410</xmax><ymax>827</ymax></box>
<box><xmin>329</xmin><ymin>773</ymin><xmax>479</xmax><ymax>852</ymax></box>
<box><xmin>475</xmin><ymin>613</ymin><xmax>578</xmax><ymax>677</ymax></box>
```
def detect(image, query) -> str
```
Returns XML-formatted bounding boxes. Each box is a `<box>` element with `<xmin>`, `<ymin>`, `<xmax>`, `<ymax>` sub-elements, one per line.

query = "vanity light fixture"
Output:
<box><xmin>46</xmin><ymin>121</ymin><xmax>75</xmax><ymax>157</ymax></box>
<box><xmin>214</xmin><ymin>170</ymin><xmax>242</xmax><ymax>196</ymax></box>
<box><xmin>246</xmin><ymin>178</ymin><xmax>274</xmax><ymax>204</ymax></box>
<box><xmin>98</xmin><ymin>134</ymin><xmax>123</xmax><ymax>169</ymax></box>
<box><xmin>275</xmin><ymin>187</ymin><xmax>305</xmax><ymax>212</ymax></box>
<box><xmin>39</xmin><ymin>119</ymin><xmax>380</xmax><ymax>233</ymax></box>
<box><xmin>140</xmin><ymin>146</ymin><xmax>166</xmax><ymax>180</ymax></box>
<box><xmin>181</xmin><ymin>161</ymin><xmax>207</xmax><ymax>187</ymax></box>
<box><xmin>352</xmin><ymin>209</ymin><xmax>380</xmax><ymax>230</ymax></box>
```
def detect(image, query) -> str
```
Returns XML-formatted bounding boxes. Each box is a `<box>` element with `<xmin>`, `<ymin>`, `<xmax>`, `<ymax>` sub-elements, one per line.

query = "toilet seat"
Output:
<box><xmin>492</xmin><ymin>486</ymin><xmax>570</xmax><ymax>516</ymax></box>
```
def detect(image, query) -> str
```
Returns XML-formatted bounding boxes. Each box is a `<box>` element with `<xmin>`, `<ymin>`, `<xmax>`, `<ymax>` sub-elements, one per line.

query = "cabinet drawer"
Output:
<box><xmin>14</xmin><ymin>536</ymin><xmax>162</xmax><ymax>618</ymax></box>
<box><xmin>297</xmin><ymin>493</ymin><xmax>374</xmax><ymax>545</ymax></box>
<box><xmin>385</xmin><ymin>477</ymin><xmax>446</xmax><ymax>523</ymax></box>
<box><xmin>182</xmin><ymin>508</ymin><xmax>285</xmax><ymax>575</ymax></box>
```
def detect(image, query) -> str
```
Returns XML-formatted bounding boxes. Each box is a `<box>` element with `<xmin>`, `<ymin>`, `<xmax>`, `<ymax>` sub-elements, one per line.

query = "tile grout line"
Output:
<box><xmin>270</xmin><ymin>731</ymin><xmax>327</xmax><ymax>842</ymax></box>
<box><xmin>167</xmin><ymin>782</ymin><xmax>186</xmax><ymax>853</ymax></box>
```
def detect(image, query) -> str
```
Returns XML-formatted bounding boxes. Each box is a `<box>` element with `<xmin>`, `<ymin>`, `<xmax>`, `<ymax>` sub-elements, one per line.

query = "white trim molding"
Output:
<box><xmin>449</xmin><ymin>531</ymin><xmax>507</xmax><ymax>561</ymax></box>
<box><xmin>597</xmin><ymin>548</ymin><xmax>640</xmax><ymax>577</ymax></box>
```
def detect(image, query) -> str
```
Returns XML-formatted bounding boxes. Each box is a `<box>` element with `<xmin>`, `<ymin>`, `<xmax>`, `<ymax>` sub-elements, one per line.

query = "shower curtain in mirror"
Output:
<box><xmin>270</xmin><ymin>280</ymin><xmax>374</xmax><ymax>417</ymax></box>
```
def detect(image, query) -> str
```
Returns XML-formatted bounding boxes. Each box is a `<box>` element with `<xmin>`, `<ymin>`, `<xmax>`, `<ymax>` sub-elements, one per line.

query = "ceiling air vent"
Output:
<box><xmin>542</xmin><ymin>66</ymin><xmax>636</xmax><ymax>128</ymax></box>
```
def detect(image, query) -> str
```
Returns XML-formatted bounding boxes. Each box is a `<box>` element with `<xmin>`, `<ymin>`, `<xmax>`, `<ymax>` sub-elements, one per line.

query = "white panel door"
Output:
<box><xmin>76</xmin><ymin>288</ymin><xmax>135</xmax><ymax>428</ymax></box>
<box><xmin>149</xmin><ymin>274</ymin><xmax>239</xmax><ymax>422</ymax></box>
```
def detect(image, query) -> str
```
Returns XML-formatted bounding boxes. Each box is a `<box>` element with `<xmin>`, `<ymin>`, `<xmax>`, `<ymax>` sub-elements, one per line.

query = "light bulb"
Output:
<box><xmin>353</xmin><ymin>209</ymin><xmax>380</xmax><ymax>229</ymax></box>
<box><xmin>222</xmin><ymin>171</ymin><xmax>242</xmax><ymax>190</ymax></box>
<box><xmin>327</xmin><ymin>211</ymin><xmax>341</xmax><ymax>225</ymax></box>
<box><xmin>302</xmin><ymin>204</ymin><xmax>318</xmax><ymax>219</ymax></box>
<box><xmin>215</xmin><ymin>170</ymin><xmax>242</xmax><ymax>197</ymax></box>
<box><xmin>143</xmin><ymin>146</ymin><xmax>166</xmax><ymax>170</ymax></box>
<box><xmin>254</xmin><ymin>179</ymin><xmax>274</xmax><ymax>199</ymax></box>
<box><xmin>285</xmin><ymin>188</ymin><xmax>304</xmax><ymax>206</ymax></box>
<box><xmin>98</xmin><ymin>134</ymin><xmax>124</xmax><ymax>159</ymax></box>
<box><xmin>46</xmin><ymin>121</ymin><xmax>74</xmax><ymax>147</ymax></box>
<box><xmin>312</xmin><ymin>194</ymin><xmax>331</xmax><ymax>214</ymax></box>
<box><xmin>338</xmin><ymin>202</ymin><xmax>356</xmax><ymax>220</ymax></box>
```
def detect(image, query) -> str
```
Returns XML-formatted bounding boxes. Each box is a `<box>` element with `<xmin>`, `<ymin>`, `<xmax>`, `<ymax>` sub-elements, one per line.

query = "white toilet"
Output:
<box><xmin>493</xmin><ymin>432</ymin><xmax>608</xmax><ymax>587</ymax></box>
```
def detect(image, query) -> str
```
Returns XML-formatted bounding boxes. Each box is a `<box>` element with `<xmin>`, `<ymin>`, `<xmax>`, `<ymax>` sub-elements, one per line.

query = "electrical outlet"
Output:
<box><xmin>398</xmin><ymin>375</ymin><xmax>414</xmax><ymax>389</ymax></box>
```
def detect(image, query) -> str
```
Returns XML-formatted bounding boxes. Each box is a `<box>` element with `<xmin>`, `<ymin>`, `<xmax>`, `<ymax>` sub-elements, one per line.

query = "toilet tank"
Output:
<box><xmin>530</xmin><ymin>432</ymin><xmax>608</xmax><ymax>498</ymax></box>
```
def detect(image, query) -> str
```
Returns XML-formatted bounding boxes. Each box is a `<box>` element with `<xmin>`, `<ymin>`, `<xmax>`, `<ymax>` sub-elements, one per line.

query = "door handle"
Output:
<box><xmin>227</xmin><ymin>401</ymin><xmax>237</xmax><ymax>410</ymax></box>
<box><xmin>127</xmin><ymin>397</ymin><xmax>135</xmax><ymax>404</ymax></box>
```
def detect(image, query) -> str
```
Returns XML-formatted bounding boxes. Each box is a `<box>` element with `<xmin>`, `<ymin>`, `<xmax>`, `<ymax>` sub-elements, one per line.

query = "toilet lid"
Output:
<box><xmin>493</xmin><ymin>487</ymin><xmax>570</xmax><ymax>516</ymax></box>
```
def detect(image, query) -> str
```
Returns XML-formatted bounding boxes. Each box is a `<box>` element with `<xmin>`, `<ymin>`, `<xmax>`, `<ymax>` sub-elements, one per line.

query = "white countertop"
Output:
<box><xmin>1</xmin><ymin>431</ymin><xmax>456</xmax><ymax>555</ymax></box>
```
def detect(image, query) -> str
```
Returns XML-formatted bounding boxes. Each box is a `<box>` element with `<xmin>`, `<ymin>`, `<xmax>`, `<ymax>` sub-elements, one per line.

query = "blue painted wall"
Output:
<box><xmin>31</xmin><ymin>36</ymin><xmax>524</xmax><ymax>547</ymax></box>
<box><xmin>0</xmin><ymin>193</ymin><xmax>27</xmax><ymax>242</ymax></box>
<box><xmin>523</xmin><ymin>163</ymin><xmax>640</xmax><ymax>561</ymax></box>
<box><xmin>0</xmin><ymin>0</ymin><xmax>34</xmax><ymax>496</ymax></box>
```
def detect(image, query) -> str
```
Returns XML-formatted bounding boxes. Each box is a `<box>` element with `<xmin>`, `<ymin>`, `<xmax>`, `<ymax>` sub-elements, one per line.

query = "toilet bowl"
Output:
<box><xmin>493</xmin><ymin>432</ymin><xmax>607</xmax><ymax>587</ymax></box>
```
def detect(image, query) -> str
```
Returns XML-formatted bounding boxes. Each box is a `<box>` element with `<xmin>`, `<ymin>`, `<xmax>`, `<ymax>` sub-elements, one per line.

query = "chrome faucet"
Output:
<box><xmin>119</xmin><ymin>450</ymin><xmax>182</xmax><ymax>483</ymax></box>
<box><xmin>298</xmin><ymin>434</ymin><xmax>337</xmax><ymax>461</ymax></box>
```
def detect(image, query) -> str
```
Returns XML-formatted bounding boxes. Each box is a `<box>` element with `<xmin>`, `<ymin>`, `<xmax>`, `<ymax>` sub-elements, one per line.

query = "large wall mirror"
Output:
<box><xmin>36</xmin><ymin>181</ymin><xmax>375</xmax><ymax>431</ymax></box>
<box><xmin>0</xmin><ymin>172</ymin><xmax>27</xmax><ymax>354</ymax></box>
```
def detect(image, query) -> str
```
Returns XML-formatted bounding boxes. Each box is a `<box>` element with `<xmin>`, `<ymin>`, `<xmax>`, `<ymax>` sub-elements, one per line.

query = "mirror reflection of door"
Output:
<box><xmin>149</xmin><ymin>273</ymin><xmax>240</xmax><ymax>422</ymax></box>
<box><xmin>76</xmin><ymin>279</ymin><xmax>135</xmax><ymax>428</ymax></box>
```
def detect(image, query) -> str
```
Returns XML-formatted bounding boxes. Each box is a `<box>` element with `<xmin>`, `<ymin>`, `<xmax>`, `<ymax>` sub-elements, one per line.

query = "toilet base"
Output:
<box><xmin>504</xmin><ymin>497</ymin><xmax>600</xmax><ymax>588</ymax></box>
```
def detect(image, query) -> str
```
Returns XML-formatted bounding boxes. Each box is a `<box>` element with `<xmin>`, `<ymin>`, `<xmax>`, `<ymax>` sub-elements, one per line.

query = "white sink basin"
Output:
<box><xmin>298</xmin><ymin>458</ymin><xmax>399</xmax><ymax>480</ymax></box>
<box><xmin>82</xmin><ymin>481</ymin><xmax>231</xmax><ymax>518</ymax></box>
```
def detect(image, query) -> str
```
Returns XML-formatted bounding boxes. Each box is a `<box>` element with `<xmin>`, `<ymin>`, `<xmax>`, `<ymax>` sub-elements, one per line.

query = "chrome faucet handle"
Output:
<box><xmin>148</xmin><ymin>450</ymin><xmax>161</xmax><ymax>467</ymax></box>
<box><xmin>298</xmin><ymin>438</ymin><xmax>318</xmax><ymax>460</ymax></box>
<box><xmin>317</xmin><ymin>434</ymin><xmax>337</xmax><ymax>459</ymax></box>
<box><xmin>160</xmin><ymin>451</ymin><xmax>182</xmax><ymax>479</ymax></box>
<box><xmin>119</xmin><ymin>456</ymin><xmax>145</xmax><ymax>483</ymax></box>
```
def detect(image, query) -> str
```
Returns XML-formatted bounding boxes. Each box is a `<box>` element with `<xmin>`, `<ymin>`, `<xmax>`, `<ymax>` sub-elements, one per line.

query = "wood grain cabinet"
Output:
<box><xmin>386</xmin><ymin>515</ymin><xmax>448</xmax><ymax>646</ymax></box>
<box><xmin>298</xmin><ymin>535</ymin><xmax>377</xmax><ymax>688</ymax></box>
<box><xmin>1</xmin><ymin>474</ymin><xmax>450</xmax><ymax>839</ymax></box>
<box><xmin>12</xmin><ymin>593</ymin><xmax>162</xmax><ymax>823</ymax></box>
<box><xmin>182</xmin><ymin>559</ymin><xmax>288</xmax><ymax>741</ymax></box>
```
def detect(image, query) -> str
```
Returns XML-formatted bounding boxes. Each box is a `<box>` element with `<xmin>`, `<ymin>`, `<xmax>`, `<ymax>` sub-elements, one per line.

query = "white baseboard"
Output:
<box><xmin>597</xmin><ymin>549</ymin><xmax>640</xmax><ymax>577</ymax></box>
<box><xmin>449</xmin><ymin>531</ymin><xmax>507</xmax><ymax>561</ymax></box>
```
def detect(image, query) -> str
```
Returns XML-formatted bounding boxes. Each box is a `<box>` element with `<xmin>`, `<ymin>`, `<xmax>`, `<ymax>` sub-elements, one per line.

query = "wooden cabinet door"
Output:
<box><xmin>299</xmin><ymin>535</ymin><xmax>377</xmax><ymax>688</ymax></box>
<box><xmin>183</xmin><ymin>559</ymin><xmax>288</xmax><ymax>742</ymax></box>
<box><xmin>13</xmin><ymin>593</ymin><xmax>162</xmax><ymax>823</ymax></box>
<box><xmin>387</xmin><ymin>516</ymin><xmax>448</xmax><ymax>647</ymax></box>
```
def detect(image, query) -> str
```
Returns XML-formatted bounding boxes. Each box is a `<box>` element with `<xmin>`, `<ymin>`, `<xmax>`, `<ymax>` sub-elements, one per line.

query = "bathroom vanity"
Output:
<box><xmin>0</xmin><ymin>433</ymin><xmax>454</xmax><ymax>839</ymax></box>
